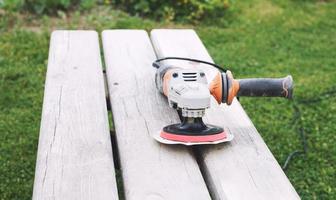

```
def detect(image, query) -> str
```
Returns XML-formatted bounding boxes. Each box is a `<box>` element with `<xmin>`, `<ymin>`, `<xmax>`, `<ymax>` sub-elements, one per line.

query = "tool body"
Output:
<box><xmin>153</xmin><ymin>57</ymin><xmax>293</xmax><ymax>145</ymax></box>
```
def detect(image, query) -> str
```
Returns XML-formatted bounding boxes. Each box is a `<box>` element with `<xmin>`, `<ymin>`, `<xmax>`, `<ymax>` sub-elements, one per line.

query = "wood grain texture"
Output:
<box><xmin>33</xmin><ymin>31</ymin><xmax>118</xmax><ymax>200</ymax></box>
<box><xmin>102</xmin><ymin>30</ymin><xmax>211</xmax><ymax>200</ymax></box>
<box><xmin>151</xmin><ymin>29</ymin><xmax>300</xmax><ymax>200</ymax></box>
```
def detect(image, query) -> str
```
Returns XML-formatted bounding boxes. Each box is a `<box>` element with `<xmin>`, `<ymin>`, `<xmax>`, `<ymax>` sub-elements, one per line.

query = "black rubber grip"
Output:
<box><xmin>237</xmin><ymin>75</ymin><xmax>293</xmax><ymax>98</ymax></box>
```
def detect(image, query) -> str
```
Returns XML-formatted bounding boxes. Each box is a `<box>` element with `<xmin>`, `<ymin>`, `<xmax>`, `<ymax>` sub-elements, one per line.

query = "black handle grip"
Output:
<box><xmin>237</xmin><ymin>75</ymin><xmax>293</xmax><ymax>98</ymax></box>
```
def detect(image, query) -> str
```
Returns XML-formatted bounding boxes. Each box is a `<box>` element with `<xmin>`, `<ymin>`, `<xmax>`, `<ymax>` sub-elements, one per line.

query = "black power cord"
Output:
<box><xmin>153</xmin><ymin>56</ymin><xmax>228</xmax><ymax>72</ymax></box>
<box><xmin>282</xmin><ymin>88</ymin><xmax>336</xmax><ymax>170</ymax></box>
<box><xmin>282</xmin><ymin>101</ymin><xmax>308</xmax><ymax>170</ymax></box>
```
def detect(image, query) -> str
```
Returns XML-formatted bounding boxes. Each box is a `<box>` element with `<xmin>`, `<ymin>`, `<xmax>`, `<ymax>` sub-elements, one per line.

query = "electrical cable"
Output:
<box><xmin>153</xmin><ymin>57</ymin><xmax>227</xmax><ymax>72</ymax></box>
<box><xmin>282</xmin><ymin>87</ymin><xmax>336</xmax><ymax>170</ymax></box>
<box><xmin>282</xmin><ymin>101</ymin><xmax>307</xmax><ymax>170</ymax></box>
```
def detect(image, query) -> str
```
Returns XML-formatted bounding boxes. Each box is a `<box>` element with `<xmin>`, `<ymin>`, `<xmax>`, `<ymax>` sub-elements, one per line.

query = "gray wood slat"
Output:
<box><xmin>33</xmin><ymin>31</ymin><xmax>118</xmax><ymax>200</ymax></box>
<box><xmin>151</xmin><ymin>29</ymin><xmax>300</xmax><ymax>200</ymax></box>
<box><xmin>102</xmin><ymin>30</ymin><xmax>211</xmax><ymax>200</ymax></box>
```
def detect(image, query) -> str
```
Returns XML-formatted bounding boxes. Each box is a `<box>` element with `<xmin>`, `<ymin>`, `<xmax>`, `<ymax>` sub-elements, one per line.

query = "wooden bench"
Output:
<box><xmin>33</xmin><ymin>30</ymin><xmax>300</xmax><ymax>200</ymax></box>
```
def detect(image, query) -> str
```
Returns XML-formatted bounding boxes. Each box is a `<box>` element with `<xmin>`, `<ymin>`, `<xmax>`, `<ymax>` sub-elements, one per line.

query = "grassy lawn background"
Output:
<box><xmin>0</xmin><ymin>0</ymin><xmax>335</xmax><ymax>199</ymax></box>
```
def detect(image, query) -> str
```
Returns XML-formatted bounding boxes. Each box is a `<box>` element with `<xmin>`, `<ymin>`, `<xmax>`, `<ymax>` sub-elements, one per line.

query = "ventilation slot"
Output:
<box><xmin>182</xmin><ymin>72</ymin><xmax>197</xmax><ymax>82</ymax></box>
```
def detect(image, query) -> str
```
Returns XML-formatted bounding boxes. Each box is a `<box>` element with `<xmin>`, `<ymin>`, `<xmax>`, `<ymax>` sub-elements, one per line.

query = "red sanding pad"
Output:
<box><xmin>153</xmin><ymin>130</ymin><xmax>234</xmax><ymax>145</ymax></box>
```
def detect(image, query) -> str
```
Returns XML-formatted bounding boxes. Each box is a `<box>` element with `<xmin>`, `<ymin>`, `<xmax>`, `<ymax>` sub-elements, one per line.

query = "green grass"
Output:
<box><xmin>0</xmin><ymin>1</ymin><xmax>335</xmax><ymax>199</ymax></box>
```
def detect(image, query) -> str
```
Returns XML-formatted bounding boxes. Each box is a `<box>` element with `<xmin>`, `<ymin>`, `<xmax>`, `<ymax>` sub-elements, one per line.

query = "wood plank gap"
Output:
<box><xmin>99</xmin><ymin>34</ymin><xmax>125</xmax><ymax>199</ymax></box>
<box><xmin>104</xmin><ymin>68</ymin><xmax>123</xmax><ymax>196</ymax></box>
<box><xmin>103</xmin><ymin>70</ymin><xmax>111</xmax><ymax>110</ymax></box>
<box><xmin>192</xmin><ymin>146</ymin><xmax>217</xmax><ymax>200</ymax></box>
<box><xmin>110</xmin><ymin>129</ymin><xmax>126</xmax><ymax>200</ymax></box>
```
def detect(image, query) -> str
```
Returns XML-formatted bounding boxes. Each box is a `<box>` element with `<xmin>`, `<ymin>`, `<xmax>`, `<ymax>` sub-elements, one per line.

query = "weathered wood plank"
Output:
<box><xmin>33</xmin><ymin>31</ymin><xmax>118</xmax><ymax>200</ymax></box>
<box><xmin>102</xmin><ymin>30</ymin><xmax>211</xmax><ymax>200</ymax></box>
<box><xmin>151</xmin><ymin>29</ymin><xmax>300</xmax><ymax>200</ymax></box>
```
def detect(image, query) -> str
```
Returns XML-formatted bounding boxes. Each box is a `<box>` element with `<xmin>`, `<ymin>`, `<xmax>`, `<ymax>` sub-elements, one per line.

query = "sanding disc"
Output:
<box><xmin>153</xmin><ymin>129</ymin><xmax>234</xmax><ymax>146</ymax></box>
